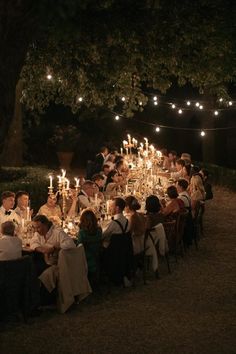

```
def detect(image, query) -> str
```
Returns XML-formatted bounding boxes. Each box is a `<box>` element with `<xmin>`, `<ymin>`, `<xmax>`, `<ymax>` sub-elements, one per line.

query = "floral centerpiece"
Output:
<box><xmin>49</xmin><ymin>125</ymin><xmax>80</xmax><ymax>152</ymax></box>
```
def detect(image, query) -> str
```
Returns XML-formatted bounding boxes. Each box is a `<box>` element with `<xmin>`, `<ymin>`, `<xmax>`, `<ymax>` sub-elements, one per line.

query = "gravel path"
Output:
<box><xmin>1</xmin><ymin>186</ymin><xmax>236</xmax><ymax>354</ymax></box>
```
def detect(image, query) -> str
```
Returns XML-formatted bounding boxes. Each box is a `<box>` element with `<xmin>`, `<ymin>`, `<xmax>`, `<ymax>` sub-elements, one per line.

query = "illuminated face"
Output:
<box><xmin>33</xmin><ymin>221</ymin><xmax>48</xmax><ymax>236</ymax></box>
<box><xmin>17</xmin><ymin>194</ymin><xmax>29</xmax><ymax>209</ymax></box>
<box><xmin>47</xmin><ymin>196</ymin><xmax>57</xmax><ymax>207</ymax></box>
<box><xmin>2</xmin><ymin>197</ymin><xmax>15</xmax><ymax>211</ymax></box>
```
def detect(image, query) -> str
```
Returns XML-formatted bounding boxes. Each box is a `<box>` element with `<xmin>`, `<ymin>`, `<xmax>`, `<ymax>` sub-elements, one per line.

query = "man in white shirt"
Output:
<box><xmin>102</xmin><ymin>197</ymin><xmax>129</xmax><ymax>248</ymax></box>
<box><xmin>171</xmin><ymin>159</ymin><xmax>185</xmax><ymax>180</ymax></box>
<box><xmin>78</xmin><ymin>180</ymin><xmax>96</xmax><ymax>209</ymax></box>
<box><xmin>14</xmin><ymin>190</ymin><xmax>32</xmax><ymax>221</ymax></box>
<box><xmin>0</xmin><ymin>221</ymin><xmax>22</xmax><ymax>261</ymax></box>
<box><xmin>176</xmin><ymin>179</ymin><xmax>191</xmax><ymax>209</ymax></box>
<box><xmin>0</xmin><ymin>191</ymin><xmax>21</xmax><ymax>228</ymax></box>
<box><xmin>30</xmin><ymin>215</ymin><xmax>75</xmax><ymax>269</ymax></box>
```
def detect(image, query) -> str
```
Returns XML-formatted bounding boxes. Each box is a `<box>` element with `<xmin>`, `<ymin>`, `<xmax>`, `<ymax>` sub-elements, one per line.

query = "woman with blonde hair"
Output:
<box><xmin>189</xmin><ymin>174</ymin><xmax>205</xmax><ymax>217</ymax></box>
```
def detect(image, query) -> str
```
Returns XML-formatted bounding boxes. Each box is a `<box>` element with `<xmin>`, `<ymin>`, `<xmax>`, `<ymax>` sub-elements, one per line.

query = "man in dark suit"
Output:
<box><xmin>93</xmin><ymin>146</ymin><xmax>109</xmax><ymax>174</ymax></box>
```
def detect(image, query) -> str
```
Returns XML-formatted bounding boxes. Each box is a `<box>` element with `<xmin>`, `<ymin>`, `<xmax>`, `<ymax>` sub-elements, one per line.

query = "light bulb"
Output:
<box><xmin>154</xmin><ymin>101</ymin><xmax>158</xmax><ymax>106</ymax></box>
<box><xmin>171</xmin><ymin>104</ymin><xmax>176</xmax><ymax>109</ymax></box>
<box><xmin>153</xmin><ymin>96</ymin><xmax>158</xmax><ymax>101</ymax></box>
<box><xmin>229</xmin><ymin>101</ymin><xmax>233</xmax><ymax>106</ymax></box>
<box><xmin>200</xmin><ymin>131</ymin><xmax>206</xmax><ymax>137</ymax></box>
<box><xmin>139</xmin><ymin>101</ymin><xmax>143</xmax><ymax>106</ymax></box>
<box><xmin>47</xmin><ymin>74</ymin><xmax>52</xmax><ymax>80</ymax></box>
<box><xmin>155</xmin><ymin>127</ymin><xmax>160</xmax><ymax>132</ymax></box>
<box><xmin>78</xmin><ymin>97</ymin><xmax>83</xmax><ymax>102</ymax></box>
<box><xmin>195</xmin><ymin>102</ymin><xmax>200</xmax><ymax>107</ymax></box>
<box><xmin>178</xmin><ymin>109</ymin><xmax>183</xmax><ymax>114</ymax></box>
<box><xmin>121</xmin><ymin>97</ymin><xmax>126</xmax><ymax>102</ymax></box>
<box><xmin>115</xmin><ymin>115</ymin><xmax>120</xmax><ymax>121</ymax></box>
<box><xmin>186</xmin><ymin>101</ymin><xmax>191</xmax><ymax>106</ymax></box>
<box><xmin>199</xmin><ymin>105</ymin><xmax>203</xmax><ymax>110</ymax></box>
<box><xmin>219</xmin><ymin>97</ymin><xmax>223</xmax><ymax>102</ymax></box>
<box><xmin>214</xmin><ymin>110</ymin><xmax>219</xmax><ymax>116</ymax></box>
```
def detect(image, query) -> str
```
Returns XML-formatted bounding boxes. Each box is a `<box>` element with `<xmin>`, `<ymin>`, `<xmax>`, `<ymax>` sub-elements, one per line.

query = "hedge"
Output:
<box><xmin>0</xmin><ymin>166</ymin><xmax>55</xmax><ymax>213</ymax></box>
<box><xmin>196</xmin><ymin>163</ymin><xmax>236</xmax><ymax>191</ymax></box>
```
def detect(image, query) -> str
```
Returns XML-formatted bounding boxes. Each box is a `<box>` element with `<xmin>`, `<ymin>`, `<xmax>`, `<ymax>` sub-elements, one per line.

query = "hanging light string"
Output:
<box><xmin>111</xmin><ymin>110</ymin><xmax>236</xmax><ymax>133</ymax></box>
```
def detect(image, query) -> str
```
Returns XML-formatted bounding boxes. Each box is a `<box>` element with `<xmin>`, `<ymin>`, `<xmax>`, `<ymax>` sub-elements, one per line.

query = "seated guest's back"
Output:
<box><xmin>0</xmin><ymin>221</ymin><xmax>22</xmax><ymax>261</ymax></box>
<box><xmin>77</xmin><ymin>209</ymin><xmax>102</xmax><ymax>274</ymax></box>
<box><xmin>162</xmin><ymin>186</ymin><xmax>185</xmax><ymax>217</ymax></box>
<box><xmin>145</xmin><ymin>195</ymin><xmax>164</xmax><ymax>229</ymax></box>
<box><xmin>125</xmin><ymin>196</ymin><xmax>146</xmax><ymax>255</ymax></box>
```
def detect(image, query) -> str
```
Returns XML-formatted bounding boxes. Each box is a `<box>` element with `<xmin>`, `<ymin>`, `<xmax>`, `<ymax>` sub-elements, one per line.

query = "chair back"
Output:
<box><xmin>0</xmin><ymin>255</ymin><xmax>39</xmax><ymax>320</ymax></box>
<box><xmin>104</xmin><ymin>230</ymin><xmax>134</xmax><ymax>285</ymax></box>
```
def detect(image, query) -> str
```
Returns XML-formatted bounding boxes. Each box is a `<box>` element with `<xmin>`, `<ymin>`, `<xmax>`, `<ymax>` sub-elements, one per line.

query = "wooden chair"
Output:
<box><xmin>163</xmin><ymin>219</ymin><xmax>177</xmax><ymax>261</ymax></box>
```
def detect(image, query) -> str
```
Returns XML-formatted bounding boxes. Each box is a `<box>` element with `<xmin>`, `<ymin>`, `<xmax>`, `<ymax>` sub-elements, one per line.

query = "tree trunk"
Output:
<box><xmin>0</xmin><ymin>80</ymin><xmax>23</xmax><ymax>166</ymax></box>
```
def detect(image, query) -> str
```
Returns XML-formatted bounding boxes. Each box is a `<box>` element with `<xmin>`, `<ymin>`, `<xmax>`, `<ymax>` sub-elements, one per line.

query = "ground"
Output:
<box><xmin>0</xmin><ymin>186</ymin><xmax>236</xmax><ymax>354</ymax></box>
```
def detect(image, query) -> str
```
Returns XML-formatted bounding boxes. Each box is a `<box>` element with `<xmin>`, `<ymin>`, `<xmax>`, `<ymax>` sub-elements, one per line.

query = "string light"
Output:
<box><xmin>178</xmin><ymin>109</ymin><xmax>183</xmax><ymax>114</ymax></box>
<box><xmin>200</xmin><ymin>131</ymin><xmax>206</xmax><ymax>137</ymax></box>
<box><xmin>199</xmin><ymin>105</ymin><xmax>203</xmax><ymax>110</ymax></box>
<box><xmin>155</xmin><ymin>126</ymin><xmax>160</xmax><ymax>132</ymax></box>
<box><xmin>229</xmin><ymin>101</ymin><xmax>233</xmax><ymax>106</ymax></box>
<box><xmin>171</xmin><ymin>104</ymin><xmax>176</xmax><ymax>109</ymax></box>
<box><xmin>214</xmin><ymin>110</ymin><xmax>219</xmax><ymax>116</ymax></box>
<box><xmin>46</xmin><ymin>74</ymin><xmax>52</xmax><ymax>80</ymax></box>
<box><xmin>195</xmin><ymin>102</ymin><xmax>200</xmax><ymax>107</ymax></box>
<box><xmin>153</xmin><ymin>96</ymin><xmax>158</xmax><ymax>101</ymax></box>
<box><xmin>115</xmin><ymin>115</ymin><xmax>120</xmax><ymax>121</ymax></box>
<box><xmin>139</xmin><ymin>101</ymin><xmax>143</xmax><ymax>106</ymax></box>
<box><xmin>78</xmin><ymin>97</ymin><xmax>83</xmax><ymax>102</ymax></box>
<box><xmin>154</xmin><ymin>101</ymin><xmax>158</xmax><ymax>106</ymax></box>
<box><xmin>121</xmin><ymin>97</ymin><xmax>126</xmax><ymax>102</ymax></box>
<box><xmin>219</xmin><ymin>98</ymin><xmax>223</xmax><ymax>102</ymax></box>
<box><xmin>186</xmin><ymin>101</ymin><xmax>191</xmax><ymax>106</ymax></box>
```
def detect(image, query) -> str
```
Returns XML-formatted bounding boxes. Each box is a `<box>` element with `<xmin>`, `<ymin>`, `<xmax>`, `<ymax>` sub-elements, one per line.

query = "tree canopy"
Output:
<box><xmin>21</xmin><ymin>0</ymin><xmax>236</xmax><ymax>117</ymax></box>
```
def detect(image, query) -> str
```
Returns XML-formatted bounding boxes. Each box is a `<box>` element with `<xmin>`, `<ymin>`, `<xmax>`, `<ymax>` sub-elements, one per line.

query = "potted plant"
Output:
<box><xmin>49</xmin><ymin>125</ymin><xmax>80</xmax><ymax>169</ymax></box>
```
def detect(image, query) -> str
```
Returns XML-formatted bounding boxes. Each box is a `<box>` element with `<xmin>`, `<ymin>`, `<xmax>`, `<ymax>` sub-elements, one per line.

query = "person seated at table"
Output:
<box><xmin>78</xmin><ymin>180</ymin><xmax>97</xmax><ymax>209</ymax></box>
<box><xmin>104</xmin><ymin>151</ymin><xmax>116</xmax><ymax>170</ymax></box>
<box><xmin>182</xmin><ymin>164</ymin><xmax>191</xmax><ymax>183</ymax></box>
<box><xmin>0</xmin><ymin>221</ymin><xmax>22</xmax><ymax>261</ymax></box>
<box><xmin>116</xmin><ymin>159</ymin><xmax>129</xmax><ymax>178</ymax></box>
<box><xmin>0</xmin><ymin>191</ymin><xmax>21</xmax><ymax>228</ymax></box>
<box><xmin>170</xmin><ymin>159</ymin><xmax>185</xmax><ymax>180</ymax></box>
<box><xmin>181</xmin><ymin>152</ymin><xmax>191</xmax><ymax>165</ymax></box>
<box><xmin>76</xmin><ymin>209</ymin><xmax>102</xmax><ymax>276</ymax></box>
<box><xmin>161</xmin><ymin>186</ymin><xmax>185</xmax><ymax>218</ymax></box>
<box><xmin>160</xmin><ymin>148</ymin><xmax>170</xmax><ymax>170</ymax></box>
<box><xmin>37</xmin><ymin>194</ymin><xmax>62</xmax><ymax>225</ymax></box>
<box><xmin>199</xmin><ymin>168</ymin><xmax>213</xmax><ymax>200</ymax></box>
<box><xmin>92</xmin><ymin>173</ymin><xmax>105</xmax><ymax>192</ymax></box>
<box><xmin>189</xmin><ymin>174</ymin><xmax>206</xmax><ymax>217</ymax></box>
<box><xmin>125</xmin><ymin>196</ymin><xmax>146</xmax><ymax>255</ymax></box>
<box><xmin>168</xmin><ymin>150</ymin><xmax>177</xmax><ymax>171</ymax></box>
<box><xmin>176</xmin><ymin>179</ymin><xmax>191</xmax><ymax>209</ymax></box>
<box><xmin>14</xmin><ymin>190</ymin><xmax>33</xmax><ymax>221</ymax></box>
<box><xmin>104</xmin><ymin>170</ymin><xmax>122</xmax><ymax>197</ymax></box>
<box><xmin>145</xmin><ymin>195</ymin><xmax>164</xmax><ymax>229</ymax></box>
<box><xmin>102</xmin><ymin>197</ymin><xmax>129</xmax><ymax>248</ymax></box>
<box><xmin>30</xmin><ymin>215</ymin><xmax>76</xmax><ymax>275</ymax></box>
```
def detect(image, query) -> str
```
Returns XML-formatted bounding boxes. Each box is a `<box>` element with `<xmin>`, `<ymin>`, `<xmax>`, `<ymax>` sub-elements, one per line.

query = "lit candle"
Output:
<box><xmin>57</xmin><ymin>175</ymin><xmax>62</xmax><ymax>185</ymax></box>
<box><xmin>66</xmin><ymin>179</ymin><xmax>70</xmax><ymax>190</ymax></box>
<box><xmin>74</xmin><ymin>177</ymin><xmax>80</xmax><ymax>188</ymax></box>
<box><xmin>49</xmin><ymin>175</ymin><xmax>53</xmax><ymax>188</ymax></box>
<box><xmin>26</xmin><ymin>207</ymin><xmax>30</xmax><ymax>221</ymax></box>
<box><xmin>94</xmin><ymin>193</ymin><xmax>98</xmax><ymax>206</ymax></box>
<box><xmin>127</xmin><ymin>134</ymin><xmax>131</xmax><ymax>144</ymax></box>
<box><xmin>61</xmin><ymin>169</ymin><xmax>66</xmax><ymax>178</ymax></box>
<box><xmin>106</xmin><ymin>200</ymin><xmax>110</xmax><ymax>214</ymax></box>
<box><xmin>120</xmin><ymin>147</ymin><xmax>123</xmax><ymax>155</ymax></box>
<box><xmin>123</xmin><ymin>140</ymin><xmax>128</xmax><ymax>148</ymax></box>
